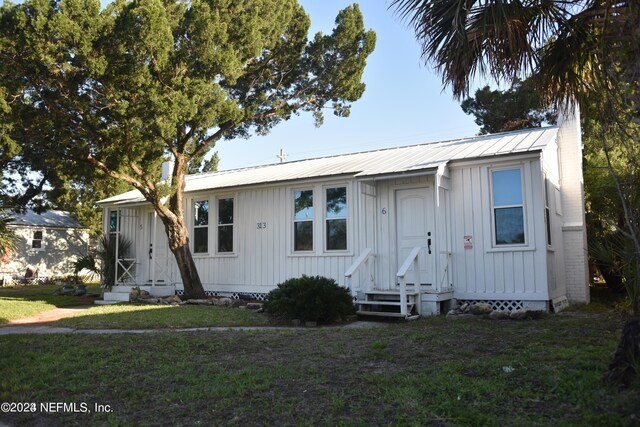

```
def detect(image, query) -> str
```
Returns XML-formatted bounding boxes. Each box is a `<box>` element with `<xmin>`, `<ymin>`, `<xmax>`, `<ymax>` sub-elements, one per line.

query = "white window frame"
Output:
<box><xmin>490</xmin><ymin>166</ymin><xmax>527</xmax><ymax>248</ymax></box>
<box><xmin>31</xmin><ymin>229</ymin><xmax>45</xmax><ymax>251</ymax></box>
<box><xmin>292</xmin><ymin>188</ymin><xmax>314</xmax><ymax>253</ymax></box>
<box><xmin>107</xmin><ymin>209</ymin><xmax>120</xmax><ymax>238</ymax></box>
<box><xmin>544</xmin><ymin>177</ymin><xmax>553</xmax><ymax>248</ymax></box>
<box><xmin>215</xmin><ymin>195</ymin><xmax>236</xmax><ymax>255</ymax></box>
<box><xmin>323</xmin><ymin>185</ymin><xmax>349</xmax><ymax>253</ymax></box>
<box><xmin>192</xmin><ymin>198</ymin><xmax>210</xmax><ymax>255</ymax></box>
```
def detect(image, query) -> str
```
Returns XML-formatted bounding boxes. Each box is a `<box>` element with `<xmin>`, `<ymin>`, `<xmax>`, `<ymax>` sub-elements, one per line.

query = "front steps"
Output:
<box><xmin>96</xmin><ymin>284</ymin><xmax>176</xmax><ymax>305</ymax></box>
<box><xmin>356</xmin><ymin>290</ymin><xmax>420</xmax><ymax>320</ymax></box>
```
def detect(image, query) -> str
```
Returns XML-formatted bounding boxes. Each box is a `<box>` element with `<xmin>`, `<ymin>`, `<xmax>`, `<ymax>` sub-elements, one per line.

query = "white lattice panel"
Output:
<box><xmin>459</xmin><ymin>299</ymin><xmax>524</xmax><ymax>312</ymax></box>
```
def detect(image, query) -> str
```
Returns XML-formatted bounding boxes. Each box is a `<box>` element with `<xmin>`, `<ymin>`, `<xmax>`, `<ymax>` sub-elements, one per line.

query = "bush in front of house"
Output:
<box><xmin>264</xmin><ymin>275</ymin><xmax>355</xmax><ymax>324</ymax></box>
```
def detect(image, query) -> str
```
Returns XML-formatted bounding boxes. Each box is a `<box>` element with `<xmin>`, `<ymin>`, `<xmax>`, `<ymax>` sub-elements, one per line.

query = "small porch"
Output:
<box><xmin>99</xmin><ymin>207</ymin><xmax>176</xmax><ymax>304</ymax></box>
<box><xmin>346</xmin><ymin>246</ymin><xmax>454</xmax><ymax>319</ymax></box>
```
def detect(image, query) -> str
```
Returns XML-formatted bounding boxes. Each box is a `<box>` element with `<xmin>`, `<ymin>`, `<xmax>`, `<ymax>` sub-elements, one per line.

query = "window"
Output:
<box><xmin>108</xmin><ymin>210</ymin><xmax>119</xmax><ymax>237</ymax></box>
<box><xmin>544</xmin><ymin>179</ymin><xmax>552</xmax><ymax>246</ymax></box>
<box><xmin>217</xmin><ymin>198</ymin><xmax>234</xmax><ymax>253</ymax></box>
<box><xmin>325</xmin><ymin>187</ymin><xmax>347</xmax><ymax>250</ymax></box>
<box><xmin>31</xmin><ymin>230</ymin><xmax>44</xmax><ymax>250</ymax></box>
<box><xmin>492</xmin><ymin>168</ymin><xmax>525</xmax><ymax>245</ymax></box>
<box><xmin>294</xmin><ymin>190</ymin><xmax>313</xmax><ymax>251</ymax></box>
<box><xmin>193</xmin><ymin>200</ymin><xmax>209</xmax><ymax>253</ymax></box>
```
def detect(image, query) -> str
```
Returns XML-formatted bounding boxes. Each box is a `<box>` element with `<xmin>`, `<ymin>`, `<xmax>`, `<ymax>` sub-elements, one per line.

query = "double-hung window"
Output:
<box><xmin>325</xmin><ymin>187</ymin><xmax>347</xmax><ymax>251</ymax></box>
<box><xmin>217</xmin><ymin>198</ymin><xmax>234</xmax><ymax>253</ymax></box>
<box><xmin>193</xmin><ymin>200</ymin><xmax>209</xmax><ymax>253</ymax></box>
<box><xmin>492</xmin><ymin>168</ymin><xmax>525</xmax><ymax>245</ymax></box>
<box><xmin>31</xmin><ymin>230</ymin><xmax>44</xmax><ymax>250</ymax></box>
<box><xmin>293</xmin><ymin>190</ymin><xmax>314</xmax><ymax>251</ymax></box>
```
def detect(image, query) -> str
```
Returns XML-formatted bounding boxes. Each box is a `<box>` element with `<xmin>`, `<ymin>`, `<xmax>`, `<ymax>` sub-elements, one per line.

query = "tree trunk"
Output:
<box><xmin>605</xmin><ymin>317</ymin><xmax>640</xmax><ymax>387</ymax></box>
<box><xmin>172</xmin><ymin>242</ymin><xmax>207</xmax><ymax>300</ymax></box>
<box><xmin>162</xmin><ymin>217</ymin><xmax>206</xmax><ymax>300</ymax></box>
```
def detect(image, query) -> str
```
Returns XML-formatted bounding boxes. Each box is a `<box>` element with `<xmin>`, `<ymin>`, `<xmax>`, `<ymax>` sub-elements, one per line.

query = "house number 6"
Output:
<box><xmin>381</xmin><ymin>208</ymin><xmax>387</xmax><ymax>215</ymax></box>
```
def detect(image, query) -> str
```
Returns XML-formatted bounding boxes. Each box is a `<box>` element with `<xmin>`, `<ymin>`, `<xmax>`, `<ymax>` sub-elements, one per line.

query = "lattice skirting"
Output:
<box><xmin>175</xmin><ymin>290</ymin><xmax>268</xmax><ymax>301</ymax></box>
<box><xmin>458</xmin><ymin>299</ymin><xmax>524</xmax><ymax>312</ymax></box>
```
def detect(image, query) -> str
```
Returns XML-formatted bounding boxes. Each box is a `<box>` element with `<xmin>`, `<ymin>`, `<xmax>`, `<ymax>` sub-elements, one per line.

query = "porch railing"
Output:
<box><xmin>344</xmin><ymin>248</ymin><xmax>373</xmax><ymax>295</ymax></box>
<box><xmin>396</xmin><ymin>246</ymin><xmax>422</xmax><ymax>317</ymax></box>
<box><xmin>116</xmin><ymin>258</ymin><xmax>137</xmax><ymax>285</ymax></box>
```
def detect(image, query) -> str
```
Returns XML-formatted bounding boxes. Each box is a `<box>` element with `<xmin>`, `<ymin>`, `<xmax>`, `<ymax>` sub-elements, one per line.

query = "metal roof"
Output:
<box><xmin>100</xmin><ymin>126</ymin><xmax>558</xmax><ymax>205</ymax></box>
<box><xmin>9</xmin><ymin>210</ymin><xmax>85</xmax><ymax>229</ymax></box>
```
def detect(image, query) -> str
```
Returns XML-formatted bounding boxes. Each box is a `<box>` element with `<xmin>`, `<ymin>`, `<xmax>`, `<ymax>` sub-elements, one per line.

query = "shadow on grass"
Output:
<box><xmin>55</xmin><ymin>303</ymin><xmax>273</xmax><ymax>329</ymax></box>
<box><xmin>0</xmin><ymin>284</ymin><xmax>102</xmax><ymax>324</ymax></box>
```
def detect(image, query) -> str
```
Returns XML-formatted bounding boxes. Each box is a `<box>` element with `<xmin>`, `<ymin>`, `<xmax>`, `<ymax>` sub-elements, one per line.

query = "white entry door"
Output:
<box><xmin>147</xmin><ymin>212</ymin><xmax>169</xmax><ymax>283</ymax></box>
<box><xmin>395</xmin><ymin>187</ymin><xmax>435</xmax><ymax>286</ymax></box>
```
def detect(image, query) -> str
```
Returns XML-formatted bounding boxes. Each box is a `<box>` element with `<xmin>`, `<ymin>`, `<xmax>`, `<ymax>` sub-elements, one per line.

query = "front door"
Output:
<box><xmin>395</xmin><ymin>187</ymin><xmax>435</xmax><ymax>286</ymax></box>
<box><xmin>147</xmin><ymin>212</ymin><xmax>169</xmax><ymax>283</ymax></box>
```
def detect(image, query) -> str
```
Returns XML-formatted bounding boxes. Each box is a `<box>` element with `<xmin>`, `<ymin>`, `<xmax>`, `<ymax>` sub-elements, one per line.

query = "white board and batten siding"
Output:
<box><xmin>99</xmin><ymin>117</ymin><xmax>589</xmax><ymax>308</ymax></box>
<box><xmin>449</xmin><ymin>155</ymin><xmax>554</xmax><ymax>306</ymax></box>
<box><xmin>183</xmin><ymin>178</ymin><xmax>362</xmax><ymax>295</ymax></box>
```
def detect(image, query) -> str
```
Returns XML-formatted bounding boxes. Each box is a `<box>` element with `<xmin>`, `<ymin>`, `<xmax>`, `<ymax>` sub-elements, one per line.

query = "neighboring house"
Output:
<box><xmin>98</xmin><ymin>107</ymin><xmax>588</xmax><ymax>316</ymax></box>
<box><xmin>1</xmin><ymin>210</ymin><xmax>90</xmax><ymax>284</ymax></box>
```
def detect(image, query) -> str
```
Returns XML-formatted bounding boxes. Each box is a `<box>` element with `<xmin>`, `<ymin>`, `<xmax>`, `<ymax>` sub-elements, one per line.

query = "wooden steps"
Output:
<box><xmin>355</xmin><ymin>290</ymin><xmax>420</xmax><ymax>320</ymax></box>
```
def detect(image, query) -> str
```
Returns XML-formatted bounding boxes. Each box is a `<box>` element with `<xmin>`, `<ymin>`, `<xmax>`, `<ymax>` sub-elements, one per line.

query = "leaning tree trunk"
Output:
<box><xmin>163</xmin><ymin>219</ymin><xmax>207</xmax><ymax>300</ymax></box>
<box><xmin>172</xmin><ymin>242</ymin><xmax>207</xmax><ymax>300</ymax></box>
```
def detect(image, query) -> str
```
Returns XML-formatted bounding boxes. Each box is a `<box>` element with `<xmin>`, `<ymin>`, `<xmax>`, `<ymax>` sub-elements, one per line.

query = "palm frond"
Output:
<box><xmin>390</xmin><ymin>0</ymin><xmax>633</xmax><ymax>101</ymax></box>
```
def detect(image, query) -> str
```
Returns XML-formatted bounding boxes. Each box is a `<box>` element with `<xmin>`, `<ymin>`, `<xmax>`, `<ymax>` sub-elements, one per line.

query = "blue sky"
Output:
<box><xmin>215</xmin><ymin>1</ymin><xmax>481</xmax><ymax>171</ymax></box>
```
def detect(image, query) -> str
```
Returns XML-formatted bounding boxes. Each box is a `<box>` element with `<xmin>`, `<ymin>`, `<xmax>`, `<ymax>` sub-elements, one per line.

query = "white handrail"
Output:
<box><xmin>344</xmin><ymin>248</ymin><xmax>373</xmax><ymax>294</ymax></box>
<box><xmin>397</xmin><ymin>246</ymin><xmax>421</xmax><ymax>278</ymax></box>
<box><xmin>396</xmin><ymin>246</ymin><xmax>422</xmax><ymax>317</ymax></box>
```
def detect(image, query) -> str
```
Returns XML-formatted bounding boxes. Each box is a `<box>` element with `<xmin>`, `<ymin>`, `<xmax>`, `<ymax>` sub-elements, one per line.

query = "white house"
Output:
<box><xmin>98</xmin><ymin>108</ymin><xmax>589</xmax><ymax>316</ymax></box>
<box><xmin>1</xmin><ymin>210</ymin><xmax>90</xmax><ymax>285</ymax></box>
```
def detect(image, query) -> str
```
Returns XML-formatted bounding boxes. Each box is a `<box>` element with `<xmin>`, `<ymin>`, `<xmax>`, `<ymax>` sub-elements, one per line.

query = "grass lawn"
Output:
<box><xmin>0</xmin><ymin>284</ymin><xmax>101</xmax><ymax>324</ymax></box>
<box><xmin>1</xmin><ymin>295</ymin><xmax>639</xmax><ymax>426</ymax></box>
<box><xmin>56</xmin><ymin>304</ymin><xmax>273</xmax><ymax>329</ymax></box>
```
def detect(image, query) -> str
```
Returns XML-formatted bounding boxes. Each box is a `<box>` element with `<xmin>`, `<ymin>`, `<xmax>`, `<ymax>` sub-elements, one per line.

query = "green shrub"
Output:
<box><xmin>264</xmin><ymin>275</ymin><xmax>355</xmax><ymax>324</ymax></box>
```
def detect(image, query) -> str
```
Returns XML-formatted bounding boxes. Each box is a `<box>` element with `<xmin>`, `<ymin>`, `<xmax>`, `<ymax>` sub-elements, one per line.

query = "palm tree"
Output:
<box><xmin>390</xmin><ymin>0</ymin><xmax>636</xmax><ymax>104</ymax></box>
<box><xmin>74</xmin><ymin>235</ymin><xmax>134</xmax><ymax>291</ymax></box>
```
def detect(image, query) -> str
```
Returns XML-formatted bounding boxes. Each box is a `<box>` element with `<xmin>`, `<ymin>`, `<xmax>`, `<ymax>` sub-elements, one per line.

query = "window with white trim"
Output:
<box><xmin>108</xmin><ymin>210</ymin><xmax>119</xmax><ymax>238</ymax></box>
<box><xmin>193</xmin><ymin>200</ymin><xmax>209</xmax><ymax>253</ymax></box>
<box><xmin>325</xmin><ymin>186</ymin><xmax>347</xmax><ymax>251</ymax></box>
<box><xmin>491</xmin><ymin>168</ymin><xmax>525</xmax><ymax>245</ymax></box>
<box><xmin>544</xmin><ymin>178</ymin><xmax>552</xmax><ymax>246</ymax></box>
<box><xmin>217</xmin><ymin>197</ymin><xmax>234</xmax><ymax>253</ymax></box>
<box><xmin>293</xmin><ymin>190</ymin><xmax>313</xmax><ymax>251</ymax></box>
<box><xmin>31</xmin><ymin>230</ymin><xmax>44</xmax><ymax>250</ymax></box>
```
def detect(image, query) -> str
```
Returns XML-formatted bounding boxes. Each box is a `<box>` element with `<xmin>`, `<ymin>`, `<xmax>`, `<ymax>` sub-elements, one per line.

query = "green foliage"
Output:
<box><xmin>461</xmin><ymin>78</ymin><xmax>556</xmax><ymax>135</ymax></box>
<box><xmin>583</xmin><ymin>94</ymin><xmax>640</xmax><ymax>305</ymax></box>
<box><xmin>0</xmin><ymin>194</ymin><xmax>16</xmax><ymax>253</ymax></box>
<box><xmin>264</xmin><ymin>275</ymin><xmax>355</xmax><ymax>324</ymax></box>
<box><xmin>0</xmin><ymin>0</ymin><xmax>376</xmax><ymax>297</ymax></box>
<box><xmin>74</xmin><ymin>235</ymin><xmax>134</xmax><ymax>290</ymax></box>
<box><xmin>392</xmin><ymin>0</ymin><xmax>636</xmax><ymax>104</ymax></box>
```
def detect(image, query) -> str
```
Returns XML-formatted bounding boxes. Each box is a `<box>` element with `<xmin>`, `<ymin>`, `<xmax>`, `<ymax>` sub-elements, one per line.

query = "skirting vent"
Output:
<box><xmin>458</xmin><ymin>299</ymin><xmax>524</xmax><ymax>312</ymax></box>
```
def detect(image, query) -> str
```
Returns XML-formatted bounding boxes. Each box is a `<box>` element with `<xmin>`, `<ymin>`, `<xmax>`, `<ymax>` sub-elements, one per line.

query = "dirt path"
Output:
<box><xmin>6</xmin><ymin>305</ymin><xmax>94</xmax><ymax>325</ymax></box>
